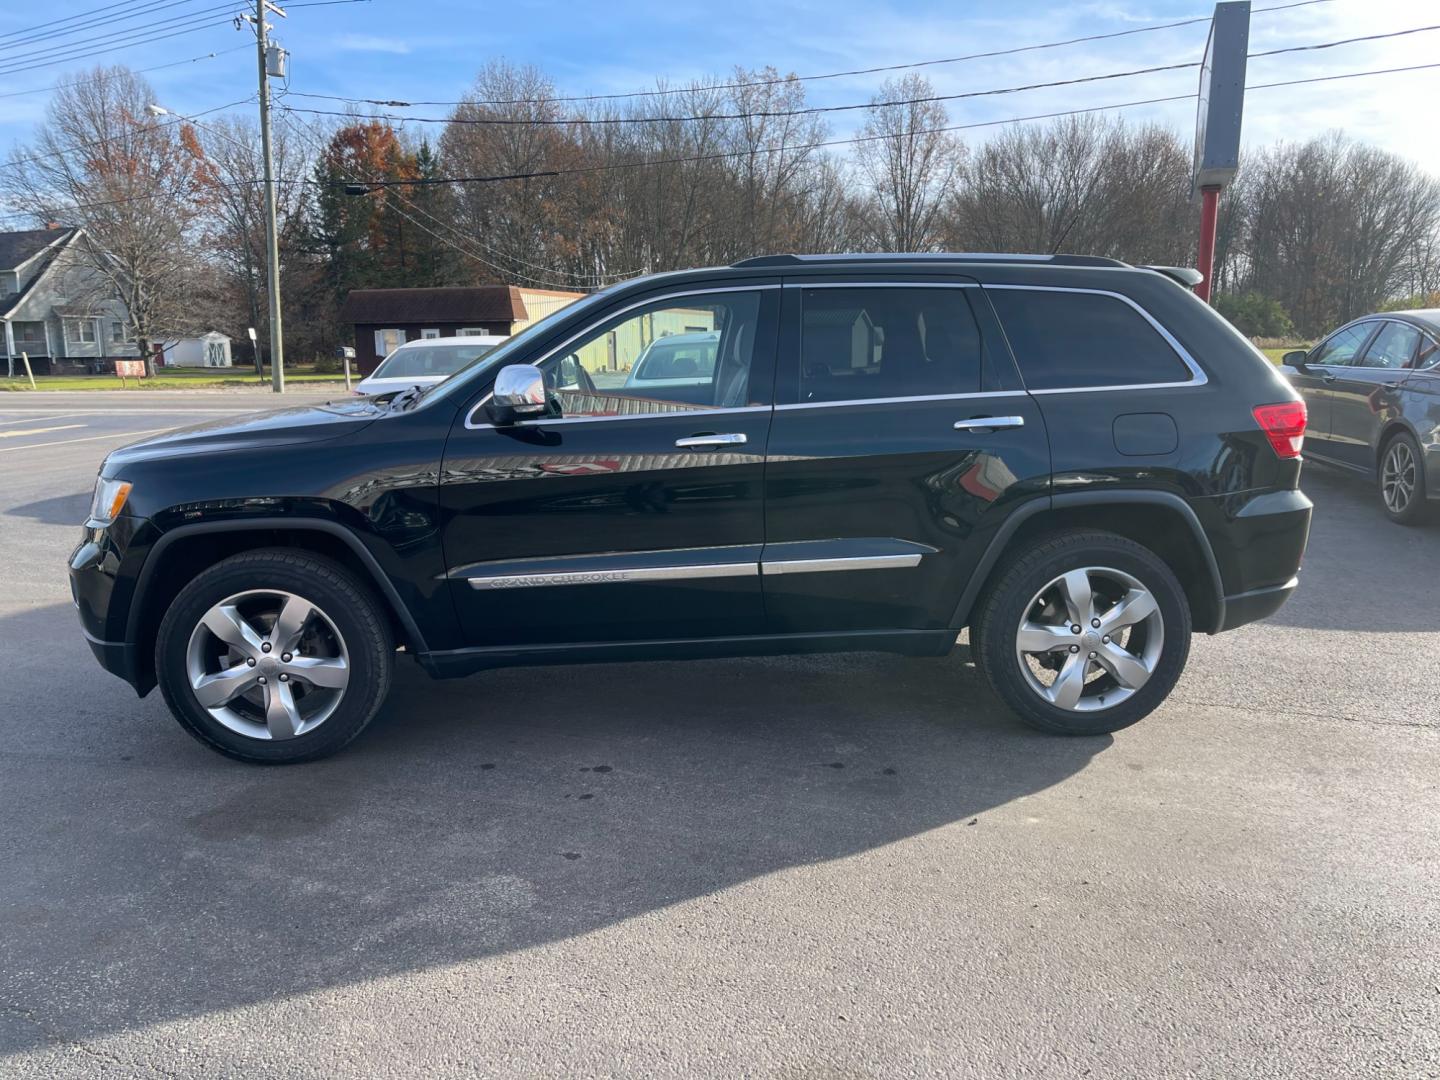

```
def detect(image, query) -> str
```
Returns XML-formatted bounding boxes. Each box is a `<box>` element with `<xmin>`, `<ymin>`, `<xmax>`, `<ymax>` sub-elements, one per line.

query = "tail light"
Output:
<box><xmin>1253</xmin><ymin>401</ymin><xmax>1307</xmax><ymax>459</ymax></box>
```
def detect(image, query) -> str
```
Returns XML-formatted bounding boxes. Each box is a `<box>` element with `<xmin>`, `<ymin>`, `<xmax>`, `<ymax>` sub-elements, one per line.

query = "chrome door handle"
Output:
<box><xmin>953</xmin><ymin>416</ymin><xmax>1025</xmax><ymax>432</ymax></box>
<box><xmin>675</xmin><ymin>433</ymin><xmax>748</xmax><ymax>449</ymax></box>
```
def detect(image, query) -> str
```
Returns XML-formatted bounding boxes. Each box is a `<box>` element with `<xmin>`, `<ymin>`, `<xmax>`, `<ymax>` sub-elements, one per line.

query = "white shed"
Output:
<box><xmin>162</xmin><ymin>332</ymin><xmax>233</xmax><ymax>368</ymax></box>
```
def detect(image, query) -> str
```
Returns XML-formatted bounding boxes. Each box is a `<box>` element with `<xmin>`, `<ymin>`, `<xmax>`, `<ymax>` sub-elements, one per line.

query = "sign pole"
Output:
<box><xmin>20</xmin><ymin>351</ymin><xmax>35</xmax><ymax>391</ymax></box>
<box><xmin>1192</xmin><ymin>2</ymin><xmax>1249</xmax><ymax>305</ymax></box>
<box><xmin>1196</xmin><ymin>185</ymin><xmax>1221</xmax><ymax>303</ymax></box>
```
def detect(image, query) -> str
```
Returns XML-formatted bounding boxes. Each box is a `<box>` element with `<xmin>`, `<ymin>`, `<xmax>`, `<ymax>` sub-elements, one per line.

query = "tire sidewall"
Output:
<box><xmin>156</xmin><ymin>552</ymin><xmax>392</xmax><ymax>763</ymax></box>
<box><xmin>978</xmin><ymin>534</ymin><xmax>1192</xmax><ymax>735</ymax></box>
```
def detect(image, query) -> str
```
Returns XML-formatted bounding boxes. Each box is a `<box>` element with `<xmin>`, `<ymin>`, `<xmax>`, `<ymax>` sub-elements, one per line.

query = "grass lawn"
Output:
<box><xmin>0</xmin><ymin>368</ymin><xmax>348</xmax><ymax>391</ymax></box>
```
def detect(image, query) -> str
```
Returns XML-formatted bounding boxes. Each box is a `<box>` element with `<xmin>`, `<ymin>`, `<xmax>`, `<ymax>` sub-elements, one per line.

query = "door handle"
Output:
<box><xmin>675</xmin><ymin>433</ymin><xmax>747</xmax><ymax>449</ymax></box>
<box><xmin>1319</xmin><ymin>371</ymin><xmax>1337</xmax><ymax>383</ymax></box>
<box><xmin>953</xmin><ymin>416</ymin><xmax>1025</xmax><ymax>433</ymax></box>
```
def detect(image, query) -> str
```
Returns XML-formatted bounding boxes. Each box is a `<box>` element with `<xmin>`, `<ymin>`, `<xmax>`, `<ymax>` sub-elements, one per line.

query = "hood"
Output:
<box><xmin>104</xmin><ymin>398</ymin><xmax>385</xmax><ymax>470</ymax></box>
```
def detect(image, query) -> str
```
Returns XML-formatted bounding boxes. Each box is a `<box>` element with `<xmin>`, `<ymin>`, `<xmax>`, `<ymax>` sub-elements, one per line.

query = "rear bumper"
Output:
<box><xmin>1218</xmin><ymin>577</ymin><xmax>1298</xmax><ymax>632</ymax></box>
<box><xmin>1197</xmin><ymin>487</ymin><xmax>1311</xmax><ymax>633</ymax></box>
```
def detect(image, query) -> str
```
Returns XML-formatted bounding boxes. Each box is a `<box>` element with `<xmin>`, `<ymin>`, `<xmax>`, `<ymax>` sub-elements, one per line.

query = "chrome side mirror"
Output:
<box><xmin>487</xmin><ymin>363</ymin><xmax>548</xmax><ymax>425</ymax></box>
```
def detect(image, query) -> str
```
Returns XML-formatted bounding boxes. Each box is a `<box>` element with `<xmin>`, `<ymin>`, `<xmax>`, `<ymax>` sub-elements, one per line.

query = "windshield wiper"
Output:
<box><xmin>386</xmin><ymin>385</ymin><xmax>427</xmax><ymax>411</ymax></box>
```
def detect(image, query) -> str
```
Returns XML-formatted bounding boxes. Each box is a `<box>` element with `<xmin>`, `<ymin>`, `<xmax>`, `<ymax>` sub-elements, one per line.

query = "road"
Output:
<box><xmin>1</xmin><ymin>399</ymin><xmax>1437</xmax><ymax>1079</ymax></box>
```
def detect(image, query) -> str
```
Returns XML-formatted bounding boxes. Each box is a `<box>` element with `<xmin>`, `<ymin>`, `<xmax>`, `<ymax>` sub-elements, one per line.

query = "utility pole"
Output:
<box><xmin>254</xmin><ymin>0</ymin><xmax>286</xmax><ymax>392</ymax></box>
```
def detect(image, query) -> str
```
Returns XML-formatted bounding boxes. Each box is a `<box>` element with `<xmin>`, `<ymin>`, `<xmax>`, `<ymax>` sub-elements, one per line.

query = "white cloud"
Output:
<box><xmin>333</xmin><ymin>34</ymin><xmax>412</xmax><ymax>55</ymax></box>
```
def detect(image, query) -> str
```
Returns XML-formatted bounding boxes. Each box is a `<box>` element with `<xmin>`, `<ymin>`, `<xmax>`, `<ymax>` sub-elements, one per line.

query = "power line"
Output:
<box><xmin>0</xmin><ymin>7</ymin><xmax>241</xmax><ymax>74</ymax></box>
<box><xmin>8</xmin><ymin>56</ymin><xmax>1428</xmax><ymax>224</ymax></box>
<box><xmin>281</xmin><ymin>0</ymin><xmax>1337</xmax><ymax>110</ymax></box>
<box><xmin>288</xmin><ymin>60</ymin><xmax>1440</xmax><ymax>191</ymax></box>
<box><xmin>277</xmin><ymin>109</ymin><xmax>602</xmax><ymax>289</ymax></box>
<box><xmin>284</xmin><ymin>60</ymin><xmax>1205</xmax><ymax>128</ymax></box>
<box><xmin>0</xmin><ymin>0</ymin><xmax>137</xmax><ymax>42</ymax></box>
<box><xmin>0</xmin><ymin>18</ymin><xmax>238</xmax><ymax>78</ymax></box>
<box><xmin>0</xmin><ymin>45</ymin><xmax>250</xmax><ymax>101</ymax></box>
<box><xmin>1248</xmin><ymin>22</ymin><xmax>1440</xmax><ymax>58</ymax></box>
<box><xmin>273</xmin><ymin>22</ymin><xmax>1440</xmax><ymax>132</ymax></box>
<box><xmin>3</xmin><ymin>0</ymin><xmax>222</xmax><ymax>50</ymax></box>
<box><xmin>4</xmin><ymin>97</ymin><xmax>255</xmax><ymax>171</ymax></box>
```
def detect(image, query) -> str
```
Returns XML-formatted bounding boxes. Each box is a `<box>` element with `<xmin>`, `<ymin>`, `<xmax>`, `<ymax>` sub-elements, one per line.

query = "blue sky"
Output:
<box><xmin>2</xmin><ymin>0</ymin><xmax>1436</xmax><ymax>183</ymax></box>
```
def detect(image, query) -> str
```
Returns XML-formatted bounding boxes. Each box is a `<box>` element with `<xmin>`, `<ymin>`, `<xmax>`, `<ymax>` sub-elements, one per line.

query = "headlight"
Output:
<box><xmin>89</xmin><ymin>476</ymin><xmax>133</xmax><ymax>525</ymax></box>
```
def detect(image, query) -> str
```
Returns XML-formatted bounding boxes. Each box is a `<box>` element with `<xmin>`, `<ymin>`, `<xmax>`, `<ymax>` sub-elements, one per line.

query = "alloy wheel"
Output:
<box><xmin>1382</xmin><ymin>440</ymin><xmax>1417</xmax><ymax>515</ymax></box>
<box><xmin>185</xmin><ymin>589</ymin><xmax>350</xmax><ymax>740</ymax></box>
<box><xmin>1014</xmin><ymin>566</ymin><xmax>1164</xmax><ymax>713</ymax></box>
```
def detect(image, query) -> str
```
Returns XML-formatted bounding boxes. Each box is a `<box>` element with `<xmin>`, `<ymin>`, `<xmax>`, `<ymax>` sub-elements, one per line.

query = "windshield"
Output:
<box><xmin>373</xmin><ymin>342</ymin><xmax>499</xmax><ymax>380</ymax></box>
<box><xmin>418</xmin><ymin>286</ymin><xmax>619</xmax><ymax>407</ymax></box>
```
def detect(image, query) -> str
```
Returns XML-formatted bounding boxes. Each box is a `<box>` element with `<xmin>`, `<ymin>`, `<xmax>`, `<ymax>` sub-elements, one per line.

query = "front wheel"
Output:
<box><xmin>973</xmin><ymin>531</ymin><xmax>1191</xmax><ymax>736</ymax></box>
<box><xmin>156</xmin><ymin>549</ymin><xmax>394</xmax><ymax>763</ymax></box>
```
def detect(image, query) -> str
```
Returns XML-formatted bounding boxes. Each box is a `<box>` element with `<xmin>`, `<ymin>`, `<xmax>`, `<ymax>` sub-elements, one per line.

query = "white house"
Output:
<box><xmin>0</xmin><ymin>226</ymin><xmax>140</xmax><ymax>375</ymax></box>
<box><xmin>162</xmin><ymin>332</ymin><xmax>233</xmax><ymax>368</ymax></box>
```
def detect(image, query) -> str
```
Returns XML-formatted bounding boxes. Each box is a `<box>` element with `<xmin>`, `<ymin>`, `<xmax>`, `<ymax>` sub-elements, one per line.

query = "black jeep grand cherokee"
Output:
<box><xmin>71</xmin><ymin>253</ymin><xmax>1312</xmax><ymax>763</ymax></box>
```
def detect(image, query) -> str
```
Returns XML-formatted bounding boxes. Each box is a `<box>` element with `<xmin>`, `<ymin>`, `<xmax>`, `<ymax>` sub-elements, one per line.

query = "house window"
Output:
<box><xmin>374</xmin><ymin>328</ymin><xmax>406</xmax><ymax>358</ymax></box>
<box><xmin>66</xmin><ymin>320</ymin><xmax>97</xmax><ymax>344</ymax></box>
<box><xmin>420</xmin><ymin>328</ymin><xmax>441</xmax><ymax>339</ymax></box>
<box><xmin>458</xmin><ymin>327</ymin><xmax>486</xmax><ymax>336</ymax></box>
<box><xmin>111</xmin><ymin>322</ymin><xmax>126</xmax><ymax>344</ymax></box>
<box><xmin>15</xmin><ymin>323</ymin><xmax>44</xmax><ymax>345</ymax></box>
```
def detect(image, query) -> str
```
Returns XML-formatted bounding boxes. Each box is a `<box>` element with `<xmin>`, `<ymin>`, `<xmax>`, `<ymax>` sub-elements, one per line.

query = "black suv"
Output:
<box><xmin>70</xmin><ymin>254</ymin><xmax>1312</xmax><ymax>763</ymax></box>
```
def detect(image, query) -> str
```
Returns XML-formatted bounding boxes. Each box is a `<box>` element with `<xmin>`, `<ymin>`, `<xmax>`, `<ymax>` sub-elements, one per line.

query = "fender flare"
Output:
<box><xmin>124</xmin><ymin>516</ymin><xmax>429</xmax><ymax>653</ymax></box>
<box><xmin>948</xmin><ymin>491</ymin><xmax>1226</xmax><ymax>634</ymax></box>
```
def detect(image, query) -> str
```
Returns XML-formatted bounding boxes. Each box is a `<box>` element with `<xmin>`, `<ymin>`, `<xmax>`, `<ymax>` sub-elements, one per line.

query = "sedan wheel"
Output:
<box><xmin>1382</xmin><ymin>439</ymin><xmax>1417</xmax><ymax>515</ymax></box>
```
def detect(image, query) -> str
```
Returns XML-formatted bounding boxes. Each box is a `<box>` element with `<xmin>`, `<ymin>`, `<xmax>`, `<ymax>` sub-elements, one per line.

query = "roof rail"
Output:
<box><xmin>731</xmin><ymin>252</ymin><xmax>1131</xmax><ymax>269</ymax></box>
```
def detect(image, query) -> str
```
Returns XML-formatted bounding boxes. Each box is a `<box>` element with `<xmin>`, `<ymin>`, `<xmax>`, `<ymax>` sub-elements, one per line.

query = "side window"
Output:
<box><xmin>1417</xmin><ymin>334</ymin><xmax>1440</xmax><ymax>370</ymax></box>
<box><xmin>985</xmin><ymin>288</ymin><xmax>1193</xmax><ymax>390</ymax></box>
<box><xmin>799</xmin><ymin>287</ymin><xmax>983</xmax><ymax>403</ymax></box>
<box><xmin>1310</xmin><ymin>323</ymin><xmax>1372</xmax><ymax>367</ymax></box>
<box><xmin>542</xmin><ymin>291</ymin><xmax>764</xmax><ymax>417</ymax></box>
<box><xmin>1359</xmin><ymin>322</ymin><xmax>1421</xmax><ymax>369</ymax></box>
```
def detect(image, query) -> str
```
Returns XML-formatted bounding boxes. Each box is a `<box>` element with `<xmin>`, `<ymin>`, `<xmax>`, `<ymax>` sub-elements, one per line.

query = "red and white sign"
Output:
<box><xmin>115</xmin><ymin>360</ymin><xmax>147</xmax><ymax>378</ymax></box>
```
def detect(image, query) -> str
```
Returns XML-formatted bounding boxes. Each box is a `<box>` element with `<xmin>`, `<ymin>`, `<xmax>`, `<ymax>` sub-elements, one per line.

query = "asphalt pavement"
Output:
<box><xmin>0</xmin><ymin>398</ymin><xmax>1436</xmax><ymax>1079</ymax></box>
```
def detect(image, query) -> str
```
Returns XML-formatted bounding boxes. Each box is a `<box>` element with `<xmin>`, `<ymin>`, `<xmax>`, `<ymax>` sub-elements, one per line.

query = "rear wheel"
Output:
<box><xmin>156</xmin><ymin>549</ymin><xmax>394</xmax><ymax>763</ymax></box>
<box><xmin>1379</xmin><ymin>431</ymin><xmax>1432</xmax><ymax>526</ymax></box>
<box><xmin>973</xmin><ymin>530</ymin><xmax>1191</xmax><ymax>735</ymax></box>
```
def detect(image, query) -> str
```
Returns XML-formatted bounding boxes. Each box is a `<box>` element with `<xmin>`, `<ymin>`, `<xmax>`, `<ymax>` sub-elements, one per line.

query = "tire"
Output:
<box><xmin>972</xmin><ymin>530</ymin><xmax>1191</xmax><ymax>736</ymax></box>
<box><xmin>1378</xmin><ymin>431</ymin><xmax>1433</xmax><ymax>526</ymax></box>
<box><xmin>156</xmin><ymin>548</ymin><xmax>394</xmax><ymax>763</ymax></box>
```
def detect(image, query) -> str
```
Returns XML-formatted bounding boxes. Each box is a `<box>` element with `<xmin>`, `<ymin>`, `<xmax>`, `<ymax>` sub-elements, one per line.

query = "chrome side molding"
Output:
<box><xmin>463</xmin><ymin>538</ymin><xmax>935</xmax><ymax>589</ymax></box>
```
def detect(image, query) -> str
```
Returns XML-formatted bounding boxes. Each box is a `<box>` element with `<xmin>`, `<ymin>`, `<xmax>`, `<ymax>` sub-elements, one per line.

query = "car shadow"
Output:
<box><xmin>4</xmin><ymin>492</ymin><xmax>91</xmax><ymax>526</ymax></box>
<box><xmin>0</xmin><ymin>601</ymin><xmax>1108</xmax><ymax>1054</ymax></box>
<box><xmin>1257</xmin><ymin>464</ymin><xmax>1440</xmax><ymax>633</ymax></box>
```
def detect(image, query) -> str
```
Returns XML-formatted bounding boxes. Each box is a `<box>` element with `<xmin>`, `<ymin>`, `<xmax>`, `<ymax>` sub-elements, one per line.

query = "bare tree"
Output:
<box><xmin>2</xmin><ymin>66</ymin><xmax>212</xmax><ymax>374</ymax></box>
<box><xmin>853</xmin><ymin>75</ymin><xmax>961</xmax><ymax>252</ymax></box>
<box><xmin>192</xmin><ymin>115</ymin><xmax>311</xmax><ymax>362</ymax></box>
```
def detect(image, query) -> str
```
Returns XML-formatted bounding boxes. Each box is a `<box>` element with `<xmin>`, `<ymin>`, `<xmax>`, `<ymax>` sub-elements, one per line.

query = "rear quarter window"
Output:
<box><xmin>985</xmin><ymin>287</ymin><xmax>1194</xmax><ymax>390</ymax></box>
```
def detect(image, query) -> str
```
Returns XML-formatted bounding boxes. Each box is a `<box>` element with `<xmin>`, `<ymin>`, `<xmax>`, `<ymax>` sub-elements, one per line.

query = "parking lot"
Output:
<box><xmin>0</xmin><ymin>395</ymin><xmax>1436</xmax><ymax>1078</ymax></box>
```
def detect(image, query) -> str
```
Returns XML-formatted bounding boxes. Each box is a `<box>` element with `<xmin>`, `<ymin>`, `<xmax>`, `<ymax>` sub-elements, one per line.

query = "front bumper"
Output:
<box><xmin>70</xmin><ymin>525</ymin><xmax>152</xmax><ymax>695</ymax></box>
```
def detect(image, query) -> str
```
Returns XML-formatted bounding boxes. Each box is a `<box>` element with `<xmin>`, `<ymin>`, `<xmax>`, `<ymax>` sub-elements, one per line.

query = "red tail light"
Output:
<box><xmin>1253</xmin><ymin>401</ymin><xmax>1307</xmax><ymax>459</ymax></box>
